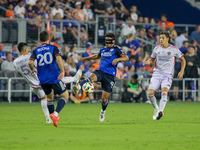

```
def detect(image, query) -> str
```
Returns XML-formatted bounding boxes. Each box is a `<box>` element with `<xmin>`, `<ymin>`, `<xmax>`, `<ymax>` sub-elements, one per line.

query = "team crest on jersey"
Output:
<box><xmin>167</xmin><ymin>52</ymin><xmax>171</xmax><ymax>55</ymax></box>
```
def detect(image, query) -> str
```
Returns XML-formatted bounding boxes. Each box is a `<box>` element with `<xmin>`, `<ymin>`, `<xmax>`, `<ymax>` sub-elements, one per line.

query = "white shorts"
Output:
<box><xmin>148</xmin><ymin>72</ymin><xmax>173</xmax><ymax>91</ymax></box>
<box><xmin>32</xmin><ymin>88</ymin><xmax>46</xmax><ymax>99</ymax></box>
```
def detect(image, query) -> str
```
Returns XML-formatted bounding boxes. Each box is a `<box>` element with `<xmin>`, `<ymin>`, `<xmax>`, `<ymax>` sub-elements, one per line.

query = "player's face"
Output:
<box><xmin>159</xmin><ymin>34</ymin><xmax>169</xmax><ymax>46</ymax></box>
<box><xmin>105</xmin><ymin>37</ymin><xmax>115</xmax><ymax>48</ymax></box>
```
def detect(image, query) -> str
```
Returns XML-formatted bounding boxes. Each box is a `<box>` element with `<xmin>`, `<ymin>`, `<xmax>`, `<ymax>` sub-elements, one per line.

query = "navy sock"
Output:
<box><xmin>80</xmin><ymin>78</ymin><xmax>92</xmax><ymax>89</ymax></box>
<box><xmin>47</xmin><ymin>101</ymin><xmax>54</xmax><ymax>114</ymax></box>
<box><xmin>101</xmin><ymin>100</ymin><xmax>109</xmax><ymax>111</ymax></box>
<box><xmin>55</xmin><ymin>97</ymin><xmax>67</xmax><ymax>113</ymax></box>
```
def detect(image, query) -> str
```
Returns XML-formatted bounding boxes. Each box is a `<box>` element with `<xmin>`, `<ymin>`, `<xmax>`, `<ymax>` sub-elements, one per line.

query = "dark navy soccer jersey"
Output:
<box><xmin>29</xmin><ymin>43</ymin><xmax>61</xmax><ymax>85</ymax></box>
<box><xmin>98</xmin><ymin>45</ymin><xmax>125</xmax><ymax>76</ymax></box>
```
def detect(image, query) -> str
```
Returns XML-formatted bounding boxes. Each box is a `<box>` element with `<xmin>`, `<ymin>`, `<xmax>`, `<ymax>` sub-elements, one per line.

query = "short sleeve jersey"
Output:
<box><xmin>13</xmin><ymin>54</ymin><xmax>40</xmax><ymax>88</ymax></box>
<box><xmin>151</xmin><ymin>44</ymin><xmax>183</xmax><ymax>75</ymax></box>
<box><xmin>30</xmin><ymin>43</ymin><xmax>61</xmax><ymax>85</ymax></box>
<box><xmin>98</xmin><ymin>45</ymin><xmax>125</xmax><ymax>76</ymax></box>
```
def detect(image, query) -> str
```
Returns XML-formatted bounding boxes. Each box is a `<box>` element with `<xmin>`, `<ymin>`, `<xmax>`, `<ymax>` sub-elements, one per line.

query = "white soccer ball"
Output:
<box><xmin>82</xmin><ymin>82</ymin><xmax>94</xmax><ymax>94</ymax></box>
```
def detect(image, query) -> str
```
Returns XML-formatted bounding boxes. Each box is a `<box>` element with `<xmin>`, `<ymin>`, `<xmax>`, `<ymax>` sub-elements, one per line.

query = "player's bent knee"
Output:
<box><xmin>59</xmin><ymin>90</ymin><xmax>69</xmax><ymax>100</ymax></box>
<box><xmin>148</xmin><ymin>89</ymin><xmax>155</xmax><ymax>96</ymax></box>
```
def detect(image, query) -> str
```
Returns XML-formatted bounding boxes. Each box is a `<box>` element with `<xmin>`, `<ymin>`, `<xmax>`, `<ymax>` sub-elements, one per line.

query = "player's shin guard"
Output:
<box><xmin>47</xmin><ymin>101</ymin><xmax>54</xmax><ymax>114</ymax></box>
<box><xmin>148</xmin><ymin>95</ymin><xmax>158</xmax><ymax>110</ymax></box>
<box><xmin>159</xmin><ymin>92</ymin><xmax>168</xmax><ymax>112</ymax></box>
<box><xmin>101</xmin><ymin>100</ymin><xmax>108</xmax><ymax>111</ymax></box>
<box><xmin>80</xmin><ymin>78</ymin><xmax>92</xmax><ymax>89</ymax></box>
<box><xmin>55</xmin><ymin>97</ymin><xmax>67</xmax><ymax>117</ymax></box>
<box><xmin>41</xmin><ymin>98</ymin><xmax>50</xmax><ymax>118</ymax></box>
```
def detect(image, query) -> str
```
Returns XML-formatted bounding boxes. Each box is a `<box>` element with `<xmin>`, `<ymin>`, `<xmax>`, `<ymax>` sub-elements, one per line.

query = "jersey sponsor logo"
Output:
<box><xmin>167</xmin><ymin>52</ymin><xmax>171</xmax><ymax>55</ymax></box>
<box><xmin>101</xmin><ymin>52</ymin><xmax>112</xmax><ymax>57</ymax></box>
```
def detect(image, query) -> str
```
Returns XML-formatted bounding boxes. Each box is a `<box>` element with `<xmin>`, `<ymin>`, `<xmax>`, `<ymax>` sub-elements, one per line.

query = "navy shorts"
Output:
<box><xmin>41</xmin><ymin>81</ymin><xmax>67</xmax><ymax>95</ymax></box>
<box><xmin>93</xmin><ymin>69</ymin><xmax>115</xmax><ymax>93</ymax></box>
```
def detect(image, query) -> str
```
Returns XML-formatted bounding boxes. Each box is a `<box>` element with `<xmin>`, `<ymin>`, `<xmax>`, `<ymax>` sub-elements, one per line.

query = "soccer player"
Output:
<box><xmin>28</xmin><ymin>31</ymin><xmax>82</xmax><ymax>127</ymax></box>
<box><xmin>145</xmin><ymin>31</ymin><xmax>186</xmax><ymax>120</ymax></box>
<box><xmin>14</xmin><ymin>42</ymin><xmax>81</xmax><ymax>124</ymax></box>
<box><xmin>13</xmin><ymin>42</ymin><xmax>51</xmax><ymax>123</ymax></box>
<box><xmin>72</xmin><ymin>33</ymin><xmax>129</xmax><ymax>122</ymax></box>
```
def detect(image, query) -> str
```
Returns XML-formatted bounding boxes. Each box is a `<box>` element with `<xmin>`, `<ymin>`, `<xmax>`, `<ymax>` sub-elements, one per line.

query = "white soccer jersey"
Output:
<box><xmin>151</xmin><ymin>44</ymin><xmax>183</xmax><ymax>75</ymax></box>
<box><xmin>13</xmin><ymin>54</ymin><xmax>41</xmax><ymax>88</ymax></box>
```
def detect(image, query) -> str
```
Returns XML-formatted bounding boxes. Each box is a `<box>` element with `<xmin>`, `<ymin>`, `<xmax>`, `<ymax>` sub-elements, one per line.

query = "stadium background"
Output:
<box><xmin>0</xmin><ymin>1</ymin><xmax>200</xmax><ymax>150</ymax></box>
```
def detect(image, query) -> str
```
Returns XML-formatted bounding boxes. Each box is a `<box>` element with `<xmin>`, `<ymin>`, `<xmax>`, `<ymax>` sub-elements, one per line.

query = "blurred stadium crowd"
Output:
<box><xmin>0</xmin><ymin>0</ymin><xmax>200</xmax><ymax>102</ymax></box>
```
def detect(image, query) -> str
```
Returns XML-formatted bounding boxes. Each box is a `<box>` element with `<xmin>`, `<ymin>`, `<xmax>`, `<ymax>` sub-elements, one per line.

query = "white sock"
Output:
<box><xmin>62</xmin><ymin>77</ymin><xmax>74</xmax><ymax>84</ymax></box>
<box><xmin>41</xmin><ymin>99</ymin><xmax>50</xmax><ymax>119</ymax></box>
<box><xmin>159</xmin><ymin>92</ymin><xmax>168</xmax><ymax>112</ymax></box>
<box><xmin>149</xmin><ymin>95</ymin><xmax>158</xmax><ymax>110</ymax></box>
<box><xmin>54</xmin><ymin>111</ymin><xmax>59</xmax><ymax>117</ymax></box>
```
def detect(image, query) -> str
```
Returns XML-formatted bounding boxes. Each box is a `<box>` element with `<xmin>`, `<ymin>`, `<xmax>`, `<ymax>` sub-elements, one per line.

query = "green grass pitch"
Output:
<box><xmin>0</xmin><ymin>102</ymin><xmax>200</xmax><ymax>150</ymax></box>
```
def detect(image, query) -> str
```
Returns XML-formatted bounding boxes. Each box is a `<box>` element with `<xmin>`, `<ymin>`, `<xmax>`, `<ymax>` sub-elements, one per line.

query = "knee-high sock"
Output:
<box><xmin>80</xmin><ymin>78</ymin><xmax>92</xmax><ymax>89</ymax></box>
<box><xmin>41</xmin><ymin>98</ymin><xmax>50</xmax><ymax>118</ymax></box>
<box><xmin>101</xmin><ymin>100</ymin><xmax>108</xmax><ymax>111</ymax></box>
<box><xmin>47</xmin><ymin>101</ymin><xmax>54</xmax><ymax>114</ymax></box>
<box><xmin>159</xmin><ymin>92</ymin><xmax>168</xmax><ymax>112</ymax></box>
<box><xmin>54</xmin><ymin>97</ymin><xmax>67</xmax><ymax>117</ymax></box>
<box><xmin>148</xmin><ymin>95</ymin><xmax>158</xmax><ymax>110</ymax></box>
<box><xmin>62</xmin><ymin>77</ymin><xmax>74</xmax><ymax>84</ymax></box>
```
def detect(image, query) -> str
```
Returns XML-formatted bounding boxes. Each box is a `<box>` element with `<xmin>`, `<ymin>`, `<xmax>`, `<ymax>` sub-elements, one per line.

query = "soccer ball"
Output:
<box><xmin>82</xmin><ymin>82</ymin><xmax>94</xmax><ymax>94</ymax></box>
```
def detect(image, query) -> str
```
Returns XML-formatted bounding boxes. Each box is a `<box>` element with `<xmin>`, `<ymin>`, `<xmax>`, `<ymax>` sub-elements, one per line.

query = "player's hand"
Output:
<box><xmin>79</xmin><ymin>57</ymin><xmax>84</xmax><ymax>62</ymax></box>
<box><xmin>112</xmin><ymin>59</ymin><xmax>118</xmax><ymax>65</ymax></box>
<box><xmin>177</xmin><ymin>71</ymin><xmax>184</xmax><ymax>79</ymax></box>
<box><xmin>58</xmin><ymin>72</ymin><xmax>64</xmax><ymax>80</ymax></box>
<box><xmin>145</xmin><ymin>60</ymin><xmax>151</xmax><ymax>66</ymax></box>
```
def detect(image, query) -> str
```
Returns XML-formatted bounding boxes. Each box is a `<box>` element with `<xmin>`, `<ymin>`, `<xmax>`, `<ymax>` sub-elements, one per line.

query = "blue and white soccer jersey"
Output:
<box><xmin>30</xmin><ymin>43</ymin><xmax>67</xmax><ymax>95</ymax></box>
<box><xmin>149</xmin><ymin>44</ymin><xmax>184</xmax><ymax>91</ymax></box>
<box><xmin>93</xmin><ymin>45</ymin><xmax>125</xmax><ymax>93</ymax></box>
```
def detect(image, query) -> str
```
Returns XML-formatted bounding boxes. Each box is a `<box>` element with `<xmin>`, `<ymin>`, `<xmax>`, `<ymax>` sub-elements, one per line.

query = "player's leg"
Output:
<box><xmin>62</xmin><ymin>69</ymin><xmax>82</xmax><ymax>84</ymax></box>
<box><xmin>73</xmin><ymin>72</ymin><xmax>99</xmax><ymax>94</ymax></box>
<box><xmin>148</xmin><ymin>74</ymin><xmax>161</xmax><ymax>120</ymax></box>
<box><xmin>46</xmin><ymin>90</ymin><xmax>55</xmax><ymax>114</ymax></box>
<box><xmin>50</xmin><ymin>81</ymin><xmax>68</xmax><ymax>127</ymax></box>
<box><xmin>157</xmin><ymin>76</ymin><xmax>172</xmax><ymax>120</ymax></box>
<box><xmin>33</xmin><ymin>88</ymin><xmax>51</xmax><ymax>123</ymax></box>
<box><xmin>99</xmin><ymin>91</ymin><xmax>110</xmax><ymax>122</ymax></box>
<box><xmin>99</xmin><ymin>73</ymin><xmax>114</xmax><ymax>122</ymax></box>
<box><xmin>41</xmin><ymin>84</ymin><xmax>55</xmax><ymax>115</ymax></box>
<box><xmin>156</xmin><ymin>87</ymin><xmax>169</xmax><ymax>120</ymax></box>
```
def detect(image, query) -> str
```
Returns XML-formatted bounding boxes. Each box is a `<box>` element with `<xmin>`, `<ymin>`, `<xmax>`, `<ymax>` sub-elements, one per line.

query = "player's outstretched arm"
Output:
<box><xmin>177</xmin><ymin>57</ymin><xmax>186</xmax><ymax>79</ymax></box>
<box><xmin>79</xmin><ymin>54</ymin><xmax>101</xmax><ymax>62</ymax></box>
<box><xmin>145</xmin><ymin>58</ymin><xmax>155</xmax><ymax>66</ymax></box>
<box><xmin>112</xmin><ymin>54</ymin><xmax>129</xmax><ymax>65</ymax></box>
<box><xmin>56</xmin><ymin>55</ymin><xmax>65</xmax><ymax>80</ymax></box>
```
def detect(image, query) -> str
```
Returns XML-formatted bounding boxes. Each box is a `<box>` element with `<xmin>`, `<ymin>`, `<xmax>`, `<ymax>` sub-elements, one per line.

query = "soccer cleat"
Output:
<box><xmin>46</xmin><ymin>117</ymin><xmax>53</xmax><ymax>123</ymax></box>
<box><xmin>72</xmin><ymin>84</ymin><xmax>81</xmax><ymax>94</ymax></box>
<box><xmin>156</xmin><ymin>111</ymin><xmax>163</xmax><ymax>120</ymax></box>
<box><xmin>99</xmin><ymin>110</ymin><xmax>105</xmax><ymax>122</ymax></box>
<box><xmin>74</xmin><ymin>69</ymin><xmax>82</xmax><ymax>84</ymax></box>
<box><xmin>50</xmin><ymin>113</ymin><xmax>60</xmax><ymax>127</ymax></box>
<box><xmin>153</xmin><ymin>109</ymin><xmax>159</xmax><ymax>120</ymax></box>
